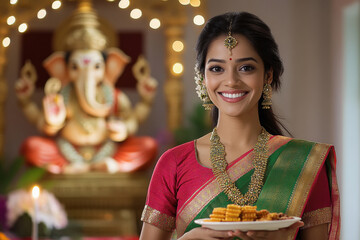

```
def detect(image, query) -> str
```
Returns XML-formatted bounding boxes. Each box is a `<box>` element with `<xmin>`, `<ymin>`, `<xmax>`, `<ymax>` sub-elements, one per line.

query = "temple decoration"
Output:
<box><xmin>0</xmin><ymin>0</ymin><xmax>208</xmax><ymax>157</ymax></box>
<box><xmin>14</xmin><ymin>0</ymin><xmax>158</xmax><ymax>174</ymax></box>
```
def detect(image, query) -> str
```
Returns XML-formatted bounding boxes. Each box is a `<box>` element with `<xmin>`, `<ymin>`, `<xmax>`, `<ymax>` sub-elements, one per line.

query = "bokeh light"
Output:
<box><xmin>193</xmin><ymin>15</ymin><xmax>205</xmax><ymax>25</ymax></box>
<box><xmin>7</xmin><ymin>16</ymin><xmax>16</xmax><ymax>25</ymax></box>
<box><xmin>179</xmin><ymin>0</ymin><xmax>190</xmax><ymax>5</ymax></box>
<box><xmin>37</xmin><ymin>9</ymin><xmax>47</xmax><ymax>19</ymax></box>
<box><xmin>18</xmin><ymin>23</ymin><xmax>28</xmax><ymax>33</ymax></box>
<box><xmin>52</xmin><ymin>0</ymin><xmax>62</xmax><ymax>10</ymax></box>
<box><xmin>118</xmin><ymin>0</ymin><xmax>130</xmax><ymax>9</ymax></box>
<box><xmin>172</xmin><ymin>63</ymin><xmax>184</xmax><ymax>74</ymax></box>
<box><xmin>130</xmin><ymin>8</ymin><xmax>142</xmax><ymax>19</ymax></box>
<box><xmin>190</xmin><ymin>0</ymin><xmax>201</xmax><ymax>7</ymax></box>
<box><xmin>2</xmin><ymin>37</ymin><xmax>11</xmax><ymax>48</ymax></box>
<box><xmin>149</xmin><ymin>18</ymin><xmax>161</xmax><ymax>29</ymax></box>
<box><xmin>172</xmin><ymin>40</ymin><xmax>184</xmax><ymax>52</ymax></box>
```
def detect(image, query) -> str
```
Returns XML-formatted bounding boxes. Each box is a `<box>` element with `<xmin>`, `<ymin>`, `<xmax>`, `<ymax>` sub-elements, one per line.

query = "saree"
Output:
<box><xmin>141</xmin><ymin>135</ymin><xmax>340</xmax><ymax>239</ymax></box>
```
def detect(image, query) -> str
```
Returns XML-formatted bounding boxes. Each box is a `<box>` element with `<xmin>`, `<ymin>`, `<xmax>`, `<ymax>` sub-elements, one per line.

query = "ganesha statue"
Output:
<box><xmin>14</xmin><ymin>2</ymin><xmax>158</xmax><ymax>174</ymax></box>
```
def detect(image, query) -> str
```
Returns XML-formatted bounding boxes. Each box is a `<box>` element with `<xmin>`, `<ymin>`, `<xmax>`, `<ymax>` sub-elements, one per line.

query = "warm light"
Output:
<box><xmin>52</xmin><ymin>0</ymin><xmax>62</xmax><ymax>10</ymax></box>
<box><xmin>32</xmin><ymin>186</ymin><xmax>40</xmax><ymax>199</ymax></box>
<box><xmin>18</xmin><ymin>23</ymin><xmax>28</xmax><ymax>33</ymax></box>
<box><xmin>179</xmin><ymin>0</ymin><xmax>190</xmax><ymax>5</ymax></box>
<box><xmin>149</xmin><ymin>18</ymin><xmax>161</xmax><ymax>29</ymax></box>
<box><xmin>10</xmin><ymin>0</ymin><xmax>18</xmax><ymax>4</ymax></box>
<box><xmin>193</xmin><ymin>15</ymin><xmax>205</xmax><ymax>25</ymax></box>
<box><xmin>107</xmin><ymin>0</ymin><xmax>115</xmax><ymax>1</ymax></box>
<box><xmin>7</xmin><ymin>16</ymin><xmax>16</xmax><ymax>25</ymax></box>
<box><xmin>172</xmin><ymin>40</ymin><xmax>184</xmax><ymax>52</ymax></box>
<box><xmin>130</xmin><ymin>8</ymin><xmax>142</xmax><ymax>19</ymax></box>
<box><xmin>190</xmin><ymin>0</ymin><xmax>200</xmax><ymax>7</ymax></box>
<box><xmin>172</xmin><ymin>63</ymin><xmax>184</xmax><ymax>74</ymax></box>
<box><xmin>2</xmin><ymin>37</ymin><xmax>10</xmax><ymax>48</ymax></box>
<box><xmin>37</xmin><ymin>9</ymin><xmax>47</xmax><ymax>19</ymax></box>
<box><xmin>118</xmin><ymin>0</ymin><xmax>130</xmax><ymax>9</ymax></box>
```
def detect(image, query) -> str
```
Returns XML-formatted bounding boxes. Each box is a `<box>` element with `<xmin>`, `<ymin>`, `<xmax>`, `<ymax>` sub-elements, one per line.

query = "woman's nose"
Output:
<box><xmin>225</xmin><ymin>70</ymin><xmax>240</xmax><ymax>86</ymax></box>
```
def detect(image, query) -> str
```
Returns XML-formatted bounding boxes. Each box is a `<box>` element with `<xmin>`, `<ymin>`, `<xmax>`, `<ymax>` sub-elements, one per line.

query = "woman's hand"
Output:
<box><xmin>228</xmin><ymin>221</ymin><xmax>304</xmax><ymax>240</ymax></box>
<box><xmin>179</xmin><ymin>227</ymin><xmax>234</xmax><ymax>240</ymax></box>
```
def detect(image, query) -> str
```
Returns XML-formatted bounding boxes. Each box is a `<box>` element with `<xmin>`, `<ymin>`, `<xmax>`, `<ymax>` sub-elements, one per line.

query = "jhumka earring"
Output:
<box><xmin>194</xmin><ymin>65</ymin><xmax>213</xmax><ymax>110</ymax></box>
<box><xmin>224</xmin><ymin>19</ymin><xmax>238</xmax><ymax>55</ymax></box>
<box><xmin>262</xmin><ymin>83</ymin><xmax>272</xmax><ymax>109</ymax></box>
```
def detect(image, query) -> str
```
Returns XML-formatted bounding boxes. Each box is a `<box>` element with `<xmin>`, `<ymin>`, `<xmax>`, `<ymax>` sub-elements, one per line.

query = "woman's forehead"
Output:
<box><xmin>205</xmin><ymin>34</ymin><xmax>261</xmax><ymax>62</ymax></box>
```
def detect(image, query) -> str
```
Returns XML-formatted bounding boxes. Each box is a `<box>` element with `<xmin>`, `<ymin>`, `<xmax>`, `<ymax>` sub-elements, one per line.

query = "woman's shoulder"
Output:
<box><xmin>290</xmin><ymin>138</ymin><xmax>333</xmax><ymax>148</ymax></box>
<box><xmin>159</xmin><ymin>140</ymin><xmax>196</xmax><ymax>162</ymax></box>
<box><xmin>272</xmin><ymin>135</ymin><xmax>333</xmax><ymax>147</ymax></box>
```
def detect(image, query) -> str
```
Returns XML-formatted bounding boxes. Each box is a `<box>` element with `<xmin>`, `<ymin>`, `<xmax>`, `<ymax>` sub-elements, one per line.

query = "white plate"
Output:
<box><xmin>194</xmin><ymin>217</ymin><xmax>301</xmax><ymax>231</ymax></box>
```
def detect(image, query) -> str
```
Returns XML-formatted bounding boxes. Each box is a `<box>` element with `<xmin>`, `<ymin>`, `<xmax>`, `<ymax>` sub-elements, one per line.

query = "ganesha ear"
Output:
<box><xmin>105</xmin><ymin>48</ymin><xmax>131</xmax><ymax>85</ymax></box>
<box><xmin>43</xmin><ymin>52</ymin><xmax>69</xmax><ymax>85</ymax></box>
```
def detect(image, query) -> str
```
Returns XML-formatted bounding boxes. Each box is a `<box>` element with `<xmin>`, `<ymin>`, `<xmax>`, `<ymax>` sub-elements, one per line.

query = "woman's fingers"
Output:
<box><xmin>229</xmin><ymin>221</ymin><xmax>305</xmax><ymax>240</ymax></box>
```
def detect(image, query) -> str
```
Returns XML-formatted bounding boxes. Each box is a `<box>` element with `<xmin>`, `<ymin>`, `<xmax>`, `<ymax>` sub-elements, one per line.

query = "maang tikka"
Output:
<box><xmin>224</xmin><ymin>19</ymin><xmax>238</xmax><ymax>55</ymax></box>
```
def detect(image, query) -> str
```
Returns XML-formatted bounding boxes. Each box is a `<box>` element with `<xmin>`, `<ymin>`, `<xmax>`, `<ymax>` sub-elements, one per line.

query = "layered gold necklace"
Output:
<box><xmin>210</xmin><ymin>127</ymin><xmax>271</xmax><ymax>205</ymax></box>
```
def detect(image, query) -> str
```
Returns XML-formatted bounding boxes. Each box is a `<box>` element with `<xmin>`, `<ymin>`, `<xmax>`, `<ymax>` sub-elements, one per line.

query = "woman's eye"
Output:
<box><xmin>209</xmin><ymin>66</ymin><xmax>223</xmax><ymax>72</ymax></box>
<box><xmin>240</xmin><ymin>65</ymin><xmax>254</xmax><ymax>72</ymax></box>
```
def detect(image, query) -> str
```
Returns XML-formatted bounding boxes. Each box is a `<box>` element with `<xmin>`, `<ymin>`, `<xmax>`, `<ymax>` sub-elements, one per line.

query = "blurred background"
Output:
<box><xmin>0</xmin><ymin>0</ymin><xmax>358</xmax><ymax>239</ymax></box>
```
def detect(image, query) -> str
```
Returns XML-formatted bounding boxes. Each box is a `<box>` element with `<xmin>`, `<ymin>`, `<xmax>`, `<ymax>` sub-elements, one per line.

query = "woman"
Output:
<box><xmin>140</xmin><ymin>12</ymin><xmax>340</xmax><ymax>240</ymax></box>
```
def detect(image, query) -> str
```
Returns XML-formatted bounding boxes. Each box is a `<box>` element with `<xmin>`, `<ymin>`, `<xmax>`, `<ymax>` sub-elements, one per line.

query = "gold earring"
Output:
<box><xmin>195</xmin><ymin>66</ymin><xmax>214</xmax><ymax>110</ymax></box>
<box><xmin>262</xmin><ymin>83</ymin><xmax>272</xmax><ymax>109</ymax></box>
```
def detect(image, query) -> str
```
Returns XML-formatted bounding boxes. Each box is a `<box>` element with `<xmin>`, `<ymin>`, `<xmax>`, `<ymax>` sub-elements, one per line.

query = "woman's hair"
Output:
<box><xmin>195</xmin><ymin>12</ymin><xmax>288</xmax><ymax>136</ymax></box>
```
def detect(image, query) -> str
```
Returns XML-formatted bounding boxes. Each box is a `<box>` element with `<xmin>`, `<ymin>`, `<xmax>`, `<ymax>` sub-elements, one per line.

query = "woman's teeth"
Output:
<box><xmin>221</xmin><ymin>92</ymin><xmax>246</xmax><ymax>98</ymax></box>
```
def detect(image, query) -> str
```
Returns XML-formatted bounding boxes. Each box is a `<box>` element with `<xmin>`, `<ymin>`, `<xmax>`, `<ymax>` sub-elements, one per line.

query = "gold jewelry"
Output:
<box><xmin>262</xmin><ymin>83</ymin><xmax>272</xmax><ymax>109</ymax></box>
<box><xmin>210</xmin><ymin>127</ymin><xmax>270</xmax><ymax>205</ymax></box>
<box><xmin>57</xmin><ymin>138</ymin><xmax>116</xmax><ymax>163</ymax></box>
<box><xmin>194</xmin><ymin>65</ymin><xmax>213</xmax><ymax>110</ymax></box>
<box><xmin>224</xmin><ymin>20</ymin><xmax>238</xmax><ymax>55</ymax></box>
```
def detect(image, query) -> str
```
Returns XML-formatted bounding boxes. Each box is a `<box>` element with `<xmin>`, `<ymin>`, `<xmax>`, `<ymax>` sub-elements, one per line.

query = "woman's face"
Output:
<box><xmin>204</xmin><ymin>34</ymin><xmax>272</xmax><ymax>119</ymax></box>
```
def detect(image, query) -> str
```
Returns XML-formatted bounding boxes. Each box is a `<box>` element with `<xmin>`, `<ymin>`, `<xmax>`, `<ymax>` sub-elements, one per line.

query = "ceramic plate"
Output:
<box><xmin>194</xmin><ymin>217</ymin><xmax>301</xmax><ymax>231</ymax></box>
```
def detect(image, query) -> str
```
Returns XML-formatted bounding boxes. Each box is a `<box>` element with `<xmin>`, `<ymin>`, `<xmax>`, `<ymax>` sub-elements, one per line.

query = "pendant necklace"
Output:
<box><xmin>210</xmin><ymin>127</ymin><xmax>270</xmax><ymax>205</ymax></box>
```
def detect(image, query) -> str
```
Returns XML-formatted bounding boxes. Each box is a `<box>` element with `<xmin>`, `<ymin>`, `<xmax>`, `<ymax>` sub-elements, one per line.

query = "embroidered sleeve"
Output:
<box><xmin>302</xmin><ymin>207</ymin><xmax>331</xmax><ymax>229</ymax></box>
<box><xmin>141</xmin><ymin>148</ymin><xmax>178</xmax><ymax>231</ymax></box>
<box><xmin>141</xmin><ymin>205</ymin><xmax>176</xmax><ymax>232</ymax></box>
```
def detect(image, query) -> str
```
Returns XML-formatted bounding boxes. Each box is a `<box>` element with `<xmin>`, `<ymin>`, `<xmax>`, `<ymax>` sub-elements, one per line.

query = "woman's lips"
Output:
<box><xmin>218</xmin><ymin>91</ymin><xmax>248</xmax><ymax>103</ymax></box>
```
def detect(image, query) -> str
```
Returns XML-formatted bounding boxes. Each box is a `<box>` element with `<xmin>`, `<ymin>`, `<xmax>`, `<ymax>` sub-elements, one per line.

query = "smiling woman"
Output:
<box><xmin>139</xmin><ymin>12</ymin><xmax>340</xmax><ymax>240</ymax></box>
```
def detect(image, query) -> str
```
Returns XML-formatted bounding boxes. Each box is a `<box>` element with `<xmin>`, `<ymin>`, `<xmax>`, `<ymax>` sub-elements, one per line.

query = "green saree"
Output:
<box><xmin>178</xmin><ymin>137</ymin><xmax>340</xmax><ymax>239</ymax></box>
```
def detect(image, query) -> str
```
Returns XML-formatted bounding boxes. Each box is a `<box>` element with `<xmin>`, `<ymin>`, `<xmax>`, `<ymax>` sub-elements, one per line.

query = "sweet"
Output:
<box><xmin>206</xmin><ymin>204</ymin><xmax>289</xmax><ymax>222</ymax></box>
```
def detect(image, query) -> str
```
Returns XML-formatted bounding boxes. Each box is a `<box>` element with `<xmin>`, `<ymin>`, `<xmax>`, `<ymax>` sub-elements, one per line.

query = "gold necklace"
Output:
<box><xmin>210</xmin><ymin>127</ymin><xmax>270</xmax><ymax>205</ymax></box>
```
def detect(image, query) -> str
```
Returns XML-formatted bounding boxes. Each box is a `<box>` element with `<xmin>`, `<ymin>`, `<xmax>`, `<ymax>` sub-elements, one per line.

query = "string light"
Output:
<box><xmin>37</xmin><ymin>9</ymin><xmax>47</xmax><ymax>19</ymax></box>
<box><xmin>149</xmin><ymin>18</ymin><xmax>161</xmax><ymax>29</ymax></box>
<box><xmin>172</xmin><ymin>40</ymin><xmax>184</xmax><ymax>52</ymax></box>
<box><xmin>130</xmin><ymin>8</ymin><xmax>142</xmax><ymax>19</ymax></box>
<box><xmin>193</xmin><ymin>15</ymin><xmax>205</xmax><ymax>25</ymax></box>
<box><xmin>10</xmin><ymin>0</ymin><xmax>18</xmax><ymax>4</ymax></box>
<box><xmin>52</xmin><ymin>0</ymin><xmax>62</xmax><ymax>10</ymax></box>
<box><xmin>7</xmin><ymin>16</ymin><xmax>16</xmax><ymax>25</ymax></box>
<box><xmin>178</xmin><ymin>0</ymin><xmax>190</xmax><ymax>5</ymax></box>
<box><xmin>2</xmin><ymin>37</ymin><xmax>11</xmax><ymax>48</ymax></box>
<box><xmin>18</xmin><ymin>23</ymin><xmax>28</xmax><ymax>33</ymax></box>
<box><xmin>172</xmin><ymin>63</ymin><xmax>183</xmax><ymax>74</ymax></box>
<box><xmin>118</xmin><ymin>0</ymin><xmax>130</xmax><ymax>9</ymax></box>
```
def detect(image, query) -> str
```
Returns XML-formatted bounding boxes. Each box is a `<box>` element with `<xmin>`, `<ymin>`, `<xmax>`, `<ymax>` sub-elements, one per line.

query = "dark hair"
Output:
<box><xmin>196</xmin><ymin>12</ymin><xmax>288</xmax><ymax>136</ymax></box>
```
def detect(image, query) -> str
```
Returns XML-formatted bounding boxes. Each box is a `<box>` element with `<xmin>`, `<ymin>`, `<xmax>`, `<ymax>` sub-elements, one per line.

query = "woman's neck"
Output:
<box><xmin>215</xmin><ymin>112</ymin><xmax>262</xmax><ymax>149</ymax></box>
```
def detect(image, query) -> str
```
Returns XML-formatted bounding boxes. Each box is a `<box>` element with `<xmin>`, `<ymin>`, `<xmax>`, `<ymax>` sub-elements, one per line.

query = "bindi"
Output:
<box><xmin>229</xmin><ymin>58</ymin><xmax>232</xmax><ymax>60</ymax></box>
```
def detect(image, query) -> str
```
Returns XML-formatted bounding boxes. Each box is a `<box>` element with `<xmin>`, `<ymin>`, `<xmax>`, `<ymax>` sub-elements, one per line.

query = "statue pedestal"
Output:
<box><xmin>43</xmin><ymin>172</ymin><xmax>150</xmax><ymax>237</ymax></box>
